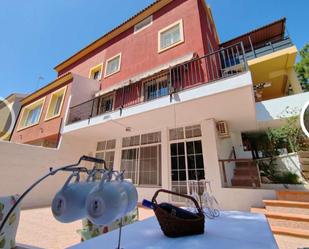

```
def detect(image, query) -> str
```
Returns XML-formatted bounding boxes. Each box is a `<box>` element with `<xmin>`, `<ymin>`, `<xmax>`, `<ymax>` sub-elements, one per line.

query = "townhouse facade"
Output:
<box><xmin>8</xmin><ymin>0</ymin><xmax>308</xmax><ymax>209</ymax></box>
<box><xmin>0</xmin><ymin>93</ymin><xmax>27</xmax><ymax>141</ymax></box>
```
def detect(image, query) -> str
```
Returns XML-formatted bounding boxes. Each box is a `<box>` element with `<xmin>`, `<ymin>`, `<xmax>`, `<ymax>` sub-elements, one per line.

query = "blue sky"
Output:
<box><xmin>0</xmin><ymin>0</ymin><xmax>308</xmax><ymax>98</ymax></box>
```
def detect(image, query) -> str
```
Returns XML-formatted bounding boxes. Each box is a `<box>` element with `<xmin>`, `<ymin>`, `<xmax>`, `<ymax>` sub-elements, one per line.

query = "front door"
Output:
<box><xmin>170</xmin><ymin>140</ymin><xmax>205</xmax><ymax>202</ymax></box>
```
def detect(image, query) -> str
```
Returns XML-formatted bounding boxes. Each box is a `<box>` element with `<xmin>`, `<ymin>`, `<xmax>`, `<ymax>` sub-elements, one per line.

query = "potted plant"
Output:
<box><xmin>267</xmin><ymin>107</ymin><xmax>309</xmax><ymax>180</ymax></box>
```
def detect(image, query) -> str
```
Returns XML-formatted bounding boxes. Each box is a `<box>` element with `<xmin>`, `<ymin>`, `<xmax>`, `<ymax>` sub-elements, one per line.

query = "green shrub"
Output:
<box><xmin>272</xmin><ymin>172</ymin><xmax>301</xmax><ymax>185</ymax></box>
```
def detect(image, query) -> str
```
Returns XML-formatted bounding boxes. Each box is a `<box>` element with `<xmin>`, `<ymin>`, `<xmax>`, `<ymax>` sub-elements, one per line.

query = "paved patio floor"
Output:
<box><xmin>16</xmin><ymin>207</ymin><xmax>301</xmax><ymax>249</ymax></box>
<box><xmin>16</xmin><ymin>207</ymin><xmax>154</xmax><ymax>249</ymax></box>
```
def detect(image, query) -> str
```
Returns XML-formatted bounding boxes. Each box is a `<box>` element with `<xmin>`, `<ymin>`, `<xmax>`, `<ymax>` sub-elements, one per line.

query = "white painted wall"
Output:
<box><xmin>64</xmin><ymin>72</ymin><xmax>255</xmax><ymax>134</ymax></box>
<box><xmin>275</xmin><ymin>153</ymin><xmax>301</xmax><ymax>175</ymax></box>
<box><xmin>256</xmin><ymin>92</ymin><xmax>309</xmax><ymax>122</ymax></box>
<box><xmin>201</xmin><ymin>119</ymin><xmax>276</xmax><ymax>211</ymax></box>
<box><xmin>0</xmin><ymin>137</ymin><xmax>96</xmax><ymax>209</ymax></box>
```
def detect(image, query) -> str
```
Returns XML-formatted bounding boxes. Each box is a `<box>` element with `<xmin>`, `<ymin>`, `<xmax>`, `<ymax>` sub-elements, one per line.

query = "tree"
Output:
<box><xmin>295</xmin><ymin>43</ymin><xmax>309</xmax><ymax>91</ymax></box>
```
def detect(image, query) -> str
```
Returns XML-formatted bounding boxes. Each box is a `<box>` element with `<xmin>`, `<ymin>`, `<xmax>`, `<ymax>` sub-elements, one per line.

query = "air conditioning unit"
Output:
<box><xmin>217</xmin><ymin>121</ymin><xmax>230</xmax><ymax>138</ymax></box>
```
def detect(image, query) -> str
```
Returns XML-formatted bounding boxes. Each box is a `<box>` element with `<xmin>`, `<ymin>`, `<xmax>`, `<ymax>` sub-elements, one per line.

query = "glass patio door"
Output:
<box><xmin>170</xmin><ymin>140</ymin><xmax>205</xmax><ymax>201</ymax></box>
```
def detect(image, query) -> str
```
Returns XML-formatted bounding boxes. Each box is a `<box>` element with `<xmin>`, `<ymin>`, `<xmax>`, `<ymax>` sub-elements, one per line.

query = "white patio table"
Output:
<box><xmin>68</xmin><ymin>211</ymin><xmax>278</xmax><ymax>249</ymax></box>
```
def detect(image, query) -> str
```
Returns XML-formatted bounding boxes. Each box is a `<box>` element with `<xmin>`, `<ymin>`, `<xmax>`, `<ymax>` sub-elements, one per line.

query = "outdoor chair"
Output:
<box><xmin>0</xmin><ymin>195</ymin><xmax>20</xmax><ymax>249</ymax></box>
<box><xmin>77</xmin><ymin>208</ymin><xmax>139</xmax><ymax>241</ymax></box>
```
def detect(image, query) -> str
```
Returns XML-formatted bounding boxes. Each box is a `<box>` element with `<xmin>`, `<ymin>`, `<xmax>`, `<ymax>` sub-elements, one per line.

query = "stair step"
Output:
<box><xmin>235</xmin><ymin>161</ymin><xmax>256</xmax><ymax>167</ymax></box>
<box><xmin>231</xmin><ymin>177</ymin><xmax>260</xmax><ymax>187</ymax></box>
<box><xmin>298</xmin><ymin>151</ymin><xmax>309</xmax><ymax>158</ymax></box>
<box><xmin>277</xmin><ymin>190</ymin><xmax>309</xmax><ymax>202</ymax></box>
<box><xmin>234</xmin><ymin>168</ymin><xmax>258</xmax><ymax>176</ymax></box>
<box><xmin>271</xmin><ymin>225</ymin><xmax>309</xmax><ymax>238</ymax></box>
<box><xmin>250</xmin><ymin>207</ymin><xmax>266</xmax><ymax>214</ymax></box>
<box><xmin>299</xmin><ymin>157</ymin><xmax>309</xmax><ymax>164</ymax></box>
<box><xmin>264</xmin><ymin>200</ymin><xmax>309</xmax><ymax>208</ymax></box>
<box><xmin>251</xmin><ymin>208</ymin><xmax>309</xmax><ymax>230</ymax></box>
<box><xmin>266</xmin><ymin>211</ymin><xmax>309</xmax><ymax>230</ymax></box>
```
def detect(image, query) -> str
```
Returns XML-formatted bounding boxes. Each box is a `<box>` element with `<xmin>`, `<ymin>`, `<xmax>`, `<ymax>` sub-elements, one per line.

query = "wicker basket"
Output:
<box><xmin>152</xmin><ymin>189</ymin><xmax>205</xmax><ymax>238</ymax></box>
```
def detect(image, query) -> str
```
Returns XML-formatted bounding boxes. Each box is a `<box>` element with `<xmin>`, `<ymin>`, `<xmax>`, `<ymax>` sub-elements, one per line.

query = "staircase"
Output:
<box><xmin>231</xmin><ymin>160</ymin><xmax>260</xmax><ymax>187</ymax></box>
<box><xmin>251</xmin><ymin>190</ymin><xmax>309</xmax><ymax>248</ymax></box>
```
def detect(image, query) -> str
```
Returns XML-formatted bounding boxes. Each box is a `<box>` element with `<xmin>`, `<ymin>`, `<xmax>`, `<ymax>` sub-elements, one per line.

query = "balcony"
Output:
<box><xmin>67</xmin><ymin>43</ymin><xmax>249</xmax><ymax>125</ymax></box>
<box><xmin>220</xmin><ymin>18</ymin><xmax>301</xmax><ymax>102</ymax></box>
<box><xmin>244</xmin><ymin>36</ymin><xmax>293</xmax><ymax>61</ymax></box>
<box><xmin>220</xmin><ymin>18</ymin><xmax>293</xmax><ymax>62</ymax></box>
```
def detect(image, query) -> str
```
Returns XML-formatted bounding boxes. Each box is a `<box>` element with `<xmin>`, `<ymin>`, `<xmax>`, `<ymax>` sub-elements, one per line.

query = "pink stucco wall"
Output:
<box><xmin>10</xmin><ymin>83</ymin><xmax>72</xmax><ymax>145</ymax></box>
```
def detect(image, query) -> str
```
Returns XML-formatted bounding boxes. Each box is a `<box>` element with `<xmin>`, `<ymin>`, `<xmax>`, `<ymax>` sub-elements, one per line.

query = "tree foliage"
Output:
<box><xmin>295</xmin><ymin>43</ymin><xmax>309</xmax><ymax>91</ymax></box>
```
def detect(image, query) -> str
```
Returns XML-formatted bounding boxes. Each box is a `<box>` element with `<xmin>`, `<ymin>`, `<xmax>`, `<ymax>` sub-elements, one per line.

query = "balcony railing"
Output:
<box><xmin>67</xmin><ymin>42</ymin><xmax>248</xmax><ymax>125</ymax></box>
<box><xmin>244</xmin><ymin>36</ymin><xmax>293</xmax><ymax>61</ymax></box>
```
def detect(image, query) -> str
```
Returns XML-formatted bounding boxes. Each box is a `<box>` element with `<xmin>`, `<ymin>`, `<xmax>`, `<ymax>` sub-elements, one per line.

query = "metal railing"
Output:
<box><xmin>67</xmin><ymin>42</ymin><xmax>248</xmax><ymax>125</ymax></box>
<box><xmin>244</xmin><ymin>36</ymin><xmax>293</xmax><ymax>61</ymax></box>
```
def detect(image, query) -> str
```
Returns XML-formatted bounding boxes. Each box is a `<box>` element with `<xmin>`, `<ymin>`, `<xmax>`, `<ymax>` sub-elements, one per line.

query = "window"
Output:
<box><xmin>98</xmin><ymin>94</ymin><xmax>114</xmax><ymax>115</ymax></box>
<box><xmin>89</xmin><ymin>64</ymin><xmax>103</xmax><ymax>81</ymax></box>
<box><xmin>144</xmin><ymin>74</ymin><xmax>169</xmax><ymax>101</ymax></box>
<box><xmin>141</xmin><ymin>131</ymin><xmax>161</xmax><ymax>145</ymax></box>
<box><xmin>18</xmin><ymin>98</ymin><xmax>45</xmax><ymax>130</ymax></box>
<box><xmin>120</xmin><ymin>132</ymin><xmax>162</xmax><ymax>186</ymax></box>
<box><xmin>185</xmin><ymin>125</ymin><xmax>202</xmax><ymax>138</ymax></box>
<box><xmin>170</xmin><ymin>125</ymin><xmax>202</xmax><ymax>141</ymax></box>
<box><xmin>134</xmin><ymin>15</ymin><xmax>153</xmax><ymax>33</ymax></box>
<box><xmin>45</xmin><ymin>86</ymin><xmax>67</xmax><ymax>120</ymax></box>
<box><xmin>121</xmin><ymin>148</ymin><xmax>139</xmax><ymax>184</ymax></box>
<box><xmin>105</xmin><ymin>53</ymin><xmax>121</xmax><ymax>77</ymax></box>
<box><xmin>158</xmin><ymin>19</ymin><xmax>184</xmax><ymax>53</ymax></box>
<box><xmin>95</xmin><ymin>139</ymin><xmax>116</xmax><ymax>169</ymax></box>
<box><xmin>122</xmin><ymin>135</ymin><xmax>140</xmax><ymax>148</ymax></box>
<box><xmin>139</xmin><ymin>145</ymin><xmax>161</xmax><ymax>185</ymax></box>
<box><xmin>169</xmin><ymin>125</ymin><xmax>204</xmax><ymax>202</ymax></box>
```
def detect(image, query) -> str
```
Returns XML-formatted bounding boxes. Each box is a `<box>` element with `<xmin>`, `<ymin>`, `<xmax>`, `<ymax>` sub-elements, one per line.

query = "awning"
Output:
<box><xmin>95</xmin><ymin>52</ymin><xmax>195</xmax><ymax>97</ymax></box>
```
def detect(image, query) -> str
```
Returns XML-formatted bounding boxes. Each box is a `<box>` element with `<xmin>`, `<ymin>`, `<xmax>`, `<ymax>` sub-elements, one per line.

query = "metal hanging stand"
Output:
<box><xmin>116</xmin><ymin>218</ymin><xmax>123</xmax><ymax>249</ymax></box>
<box><xmin>0</xmin><ymin>155</ymin><xmax>126</xmax><ymax>249</ymax></box>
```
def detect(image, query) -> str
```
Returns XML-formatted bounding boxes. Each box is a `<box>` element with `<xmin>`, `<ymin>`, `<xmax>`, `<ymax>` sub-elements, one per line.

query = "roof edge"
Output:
<box><xmin>220</xmin><ymin>18</ymin><xmax>286</xmax><ymax>47</ymax></box>
<box><xmin>54</xmin><ymin>0</ymin><xmax>173</xmax><ymax>73</ymax></box>
<box><xmin>21</xmin><ymin>73</ymin><xmax>73</xmax><ymax>106</ymax></box>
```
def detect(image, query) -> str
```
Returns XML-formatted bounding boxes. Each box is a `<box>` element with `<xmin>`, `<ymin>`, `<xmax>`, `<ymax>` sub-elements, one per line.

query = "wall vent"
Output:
<box><xmin>217</xmin><ymin>121</ymin><xmax>230</xmax><ymax>138</ymax></box>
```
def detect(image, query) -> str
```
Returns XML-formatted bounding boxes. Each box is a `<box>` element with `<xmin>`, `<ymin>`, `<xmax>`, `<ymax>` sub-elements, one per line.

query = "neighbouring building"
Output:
<box><xmin>8</xmin><ymin>0</ymin><xmax>309</xmax><ymax>210</ymax></box>
<box><xmin>0</xmin><ymin>93</ymin><xmax>27</xmax><ymax>141</ymax></box>
<box><xmin>10</xmin><ymin>74</ymin><xmax>100</xmax><ymax>147</ymax></box>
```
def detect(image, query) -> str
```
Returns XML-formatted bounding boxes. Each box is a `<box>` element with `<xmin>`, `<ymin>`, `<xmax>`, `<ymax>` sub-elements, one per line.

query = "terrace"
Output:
<box><xmin>66</xmin><ymin>42</ymin><xmax>249</xmax><ymax>126</ymax></box>
<box><xmin>220</xmin><ymin>18</ymin><xmax>293</xmax><ymax>61</ymax></box>
<box><xmin>220</xmin><ymin>18</ymin><xmax>301</xmax><ymax>102</ymax></box>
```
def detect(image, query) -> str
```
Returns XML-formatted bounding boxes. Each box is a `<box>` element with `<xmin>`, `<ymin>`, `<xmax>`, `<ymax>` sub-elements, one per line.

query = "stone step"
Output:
<box><xmin>298</xmin><ymin>151</ymin><xmax>309</xmax><ymax>158</ymax></box>
<box><xmin>250</xmin><ymin>207</ymin><xmax>267</xmax><ymax>214</ymax></box>
<box><xmin>264</xmin><ymin>200</ymin><xmax>309</xmax><ymax>215</ymax></box>
<box><xmin>277</xmin><ymin>190</ymin><xmax>309</xmax><ymax>202</ymax></box>
<box><xmin>299</xmin><ymin>157</ymin><xmax>309</xmax><ymax>165</ymax></box>
<box><xmin>271</xmin><ymin>225</ymin><xmax>309</xmax><ymax>239</ymax></box>
<box><xmin>231</xmin><ymin>176</ymin><xmax>260</xmax><ymax>187</ymax></box>
<box><xmin>252</xmin><ymin>207</ymin><xmax>309</xmax><ymax>230</ymax></box>
<box><xmin>252</xmin><ymin>209</ymin><xmax>309</xmax><ymax>230</ymax></box>
<box><xmin>235</xmin><ymin>161</ymin><xmax>256</xmax><ymax>167</ymax></box>
<box><xmin>251</xmin><ymin>208</ymin><xmax>309</xmax><ymax>239</ymax></box>
<box><xmin>234</xmin><ymin>167</ymin><xmax>258</xmax><ymax>176</ymax></box>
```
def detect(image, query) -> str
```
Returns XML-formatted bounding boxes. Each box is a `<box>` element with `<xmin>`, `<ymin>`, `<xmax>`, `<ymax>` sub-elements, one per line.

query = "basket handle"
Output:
<box><xmin>152</xmin><ymin>189</ymin><xmax>203</xmax><ymax>215</ymax></box>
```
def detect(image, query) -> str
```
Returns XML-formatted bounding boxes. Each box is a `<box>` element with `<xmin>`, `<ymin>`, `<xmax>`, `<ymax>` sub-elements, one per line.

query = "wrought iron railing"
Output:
<box><xmin>67</xmin><ymin>42</ymin><xmax>248</xmax><ymax>125</ymax></box>
<box><xmin>244</xmin><ymin>36</ymin><xmax>293</xmax><ymax>61</ymax></box>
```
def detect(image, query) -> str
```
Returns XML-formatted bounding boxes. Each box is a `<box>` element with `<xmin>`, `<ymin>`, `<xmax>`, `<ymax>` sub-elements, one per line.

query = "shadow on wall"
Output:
<box><xmin>255</xmin><ymin>102</ymin><xmax>273</xmax><ymax>122</ymax></box>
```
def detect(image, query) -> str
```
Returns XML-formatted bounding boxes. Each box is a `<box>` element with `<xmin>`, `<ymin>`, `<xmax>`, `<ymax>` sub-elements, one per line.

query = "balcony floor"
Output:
<box><xmin>63</xmin><ymin>72</ymin><xmax>257</xmax><ymax>141</ymax></box>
